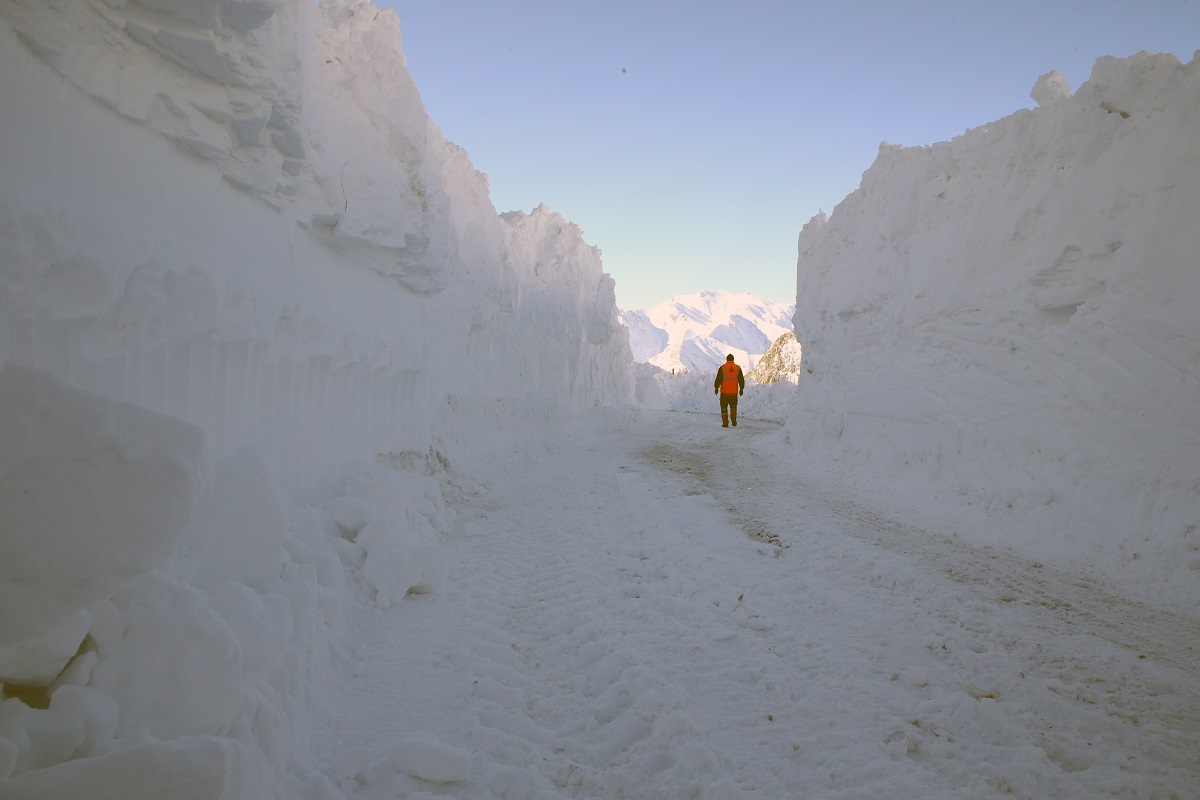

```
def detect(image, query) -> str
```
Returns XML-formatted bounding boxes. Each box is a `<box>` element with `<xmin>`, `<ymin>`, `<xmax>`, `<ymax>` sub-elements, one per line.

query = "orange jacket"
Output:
<box><xmin>715</xmin><ymin>361</ymin><xmax>744</xmax><ymax>395</ymax></box>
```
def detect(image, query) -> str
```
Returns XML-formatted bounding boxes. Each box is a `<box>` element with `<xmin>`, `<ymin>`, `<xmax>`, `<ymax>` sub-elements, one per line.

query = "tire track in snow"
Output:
<box><xmin>777</xmin><ymin>477</ymin><xmax>1199</xmax><ymax>678</ymax></box>
<box><xmin>681</xmin><ymin>412</ymin><xmax>1200</xmax><ymax>669</ymax></box>
<box><xmin>452</xmin><ymin>417</ymin><xmax>1002</xmax><ymax>797</ymax></box>
<box><xmin>447</xmin><ymin>432</ymin><xmax>759</xmax><ymax>798</ymax></box>
<box><xmin>732</xmin><ymin>438</ymin><xmax>1199</xmax><ymax>721</ymax></box>
<box><xmin>330</xmin><ymin>410</ymin><xmax>1199</xmax><ymax>798</ymax></box>
<box><xmin>639</xmin><ymin>439</ymin><xmax>787</xmax><ymax>553</ymax></box>
<box><xmin>668</xmin><ymin>412</ymin><xmax>1200</xmax><ymax>794</ymax></box>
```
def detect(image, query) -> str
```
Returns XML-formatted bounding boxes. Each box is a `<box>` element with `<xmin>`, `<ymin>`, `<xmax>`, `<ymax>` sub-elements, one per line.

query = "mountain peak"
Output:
<box><xmin>748</xmin><ymin>331</ymin><xmax>804</xmax><ymax>385</ymax></box>
<box><xmin>618</xmin><ymin>290</ymin><xmax>795</xmax><ymax>374</ymax></box>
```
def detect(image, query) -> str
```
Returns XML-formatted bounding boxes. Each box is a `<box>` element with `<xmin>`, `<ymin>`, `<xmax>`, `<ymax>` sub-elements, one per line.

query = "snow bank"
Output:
<box><xmin>0</xmin><ymin>364</ymin><xmax>335</xmax><ymax>796</ymax></box>
<box><xmin>0</xmin><ymin>364</ymin><xmax>204</xmax><ymax>648</ymax></box>
<box><xmin>333</xmin><ymin>458</ymin><xmax>451</xmax><ymax>608</ymax></box>
<box><xmin>0</xmin><ymin>0</ymin><xmax>631</xmax><ymax>501</ymax></box>
<box><xmin>790</xmin><ymin>51</ymin><xmax>1200</xmax><ymax>604</ymax></box>
<box><xmin>0</xmin><ymin>0</ymin><xmax>630</xmax><ymax>794</ymax></box>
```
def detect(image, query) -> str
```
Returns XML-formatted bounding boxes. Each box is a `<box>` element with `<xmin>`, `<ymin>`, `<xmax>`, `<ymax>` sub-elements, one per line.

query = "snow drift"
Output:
<box><xmin>790</xmin><ymin>55</ymin><xmax>1200</xmax><ymax>605</ymax></box>
<box><xmin>0</xmin><ymin>0</ymin><xmax>629</xmax><ymax>795</ymax></box>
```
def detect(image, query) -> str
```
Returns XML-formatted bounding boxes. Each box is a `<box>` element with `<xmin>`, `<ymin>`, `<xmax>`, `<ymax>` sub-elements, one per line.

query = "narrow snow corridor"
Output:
<box><xmin>318</xmin><ymin>411</ymin><xmax>1200</xmax><ymax>800</ymax></box>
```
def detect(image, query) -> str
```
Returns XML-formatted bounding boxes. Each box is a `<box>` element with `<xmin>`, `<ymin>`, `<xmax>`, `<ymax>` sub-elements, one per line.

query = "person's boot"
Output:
<box><xmin>721</xmin><ymin>410</ymin><xmax>729</xmax><ymax>427</ymax></box>
<box><xmin>731</xmin><ymin>410</ymin><xmax>737</xmax><ymax>427</ymax></box>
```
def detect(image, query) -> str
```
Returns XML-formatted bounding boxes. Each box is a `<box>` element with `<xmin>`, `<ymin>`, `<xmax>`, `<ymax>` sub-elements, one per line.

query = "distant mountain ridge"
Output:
<box><xmin>618</xmin><ymin>290</ymin><xmax>795</xmax><ymax>374</ymax></box>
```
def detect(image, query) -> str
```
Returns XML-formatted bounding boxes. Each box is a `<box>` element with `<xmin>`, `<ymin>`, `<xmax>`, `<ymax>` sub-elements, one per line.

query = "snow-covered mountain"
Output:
<box><xmin>618</xmin><ymin>290</ymin><xmax>794</xmax><ymax>374</ymax></box>
<box><xmin>748</xmin><ymin>331</ymin><xmax>804</xmax><ymax>385</ymax></box>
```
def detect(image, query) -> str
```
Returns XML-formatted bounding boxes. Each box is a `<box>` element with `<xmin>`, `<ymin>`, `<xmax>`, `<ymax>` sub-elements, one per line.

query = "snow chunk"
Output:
<box><xmin>0</xmin><ymin>364</ymin><xmax>205</xmax><ymax>644</ymax></box>
<box><xmin>169</xmin><ymin>447</ymin><xmax>288</xmax><ymax>591</ymax></box>
<box><xmin>386</xmin><ymin>732</ymin><xmax>471</xmax><ymax>783</ymax></box>
<box><xmin>206</xmin><ymin>581</ymin><xmax>291</xmax><ymax>676</ymax></box>
<box><xmin>89</xmin><ymin>573</ymin><xmax>244</xmax><ymax>740</ymax></box>
<box><xmin>0</xmin><ymin>685</ymin><xmax>119</xmax><ymax>776</ymax></box>
<box><xmin>0</xmin><ymin>735</ymin><xmax>266</xmax><ymax>799</ymax></box>
<box><xmin>0</xmin><ymin>610</ymin><xmax>90</xmax><ymax>687</ymax></box>
<box><xmin>328</xmin><ymin>496</ymin><xmax>377</xmax><ymax>540</ymax></box>
<box><xmin>356</xmin><ymin>510</ymin><xmax>448</xmax><ymax>608</ymax></box>
<box><xmin>1031</xmin><ymin>70</ymin><xmax>1071</xmax><ymax>107</ymax></box>
<box><xmin>338</xmin><ymin>461</ymin><xmax>452</xmax><ymax>606</ymax></box>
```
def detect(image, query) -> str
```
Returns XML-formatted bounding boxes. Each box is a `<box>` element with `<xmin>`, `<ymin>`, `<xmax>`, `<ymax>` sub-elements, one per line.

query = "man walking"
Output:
<box><xmin>713</xmin><ymin>354</ymin><xmax>744</xmax><ymax>427</ymax></box>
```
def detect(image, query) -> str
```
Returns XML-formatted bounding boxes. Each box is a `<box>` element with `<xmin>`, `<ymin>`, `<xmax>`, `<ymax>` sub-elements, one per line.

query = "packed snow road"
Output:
<box><xmin>316</xmin><ymin>410</ymin><xmax>1200</xmax><ymax>800</ymax></box>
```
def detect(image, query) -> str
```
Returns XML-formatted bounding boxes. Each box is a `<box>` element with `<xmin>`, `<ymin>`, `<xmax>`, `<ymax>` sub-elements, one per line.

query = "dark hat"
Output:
<box><xmin>726</xmin><ymin>354</ymin><xmax>735</xmax><ymax>361</ymax></box>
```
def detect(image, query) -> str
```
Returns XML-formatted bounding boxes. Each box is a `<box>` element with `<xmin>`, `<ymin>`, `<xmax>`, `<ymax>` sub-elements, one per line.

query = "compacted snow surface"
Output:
<box><xmin>319</xmin><ymin>411</ymin><xmax>1200</xmax><ymax>799</ymax></box>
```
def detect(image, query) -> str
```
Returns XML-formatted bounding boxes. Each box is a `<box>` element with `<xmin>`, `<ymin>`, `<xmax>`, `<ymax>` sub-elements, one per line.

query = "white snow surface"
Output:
<box><xmin>314</xmin><ymin>413</ymin><xmax>1200</xmax><ymax>800</ymax></box>
<box><xmin>1</xmin><ymin>0</ymin><xmax>1199</xmax><ymax>796</ymax></box>
<box><xmin>619</xmin><ymin>290</ymin><xmax>794</xmax><ymax>375</ymax></box>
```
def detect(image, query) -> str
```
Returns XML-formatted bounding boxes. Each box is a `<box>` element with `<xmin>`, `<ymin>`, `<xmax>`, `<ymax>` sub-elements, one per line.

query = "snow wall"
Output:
<box><xmin>0</xmin><ymin>0</ymin><xmax>630</xmax><ymax>795</ymax></box>
<box><xmin>0</xmin><ymin>1</ymin><xmax>631</xmax><ymax>500</ymax></box>
<box><xmin>789</xmin><ymin>52</ymin><xmax>1200</xmax><ymax>606</ymax></box>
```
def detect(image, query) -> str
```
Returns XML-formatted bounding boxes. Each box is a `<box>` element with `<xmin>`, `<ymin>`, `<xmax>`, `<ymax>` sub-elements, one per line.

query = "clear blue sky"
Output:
<box><xmin>380</xmin><ymin>0</ymin><xmax>1198</xmax><ymax>310</ymax></box>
